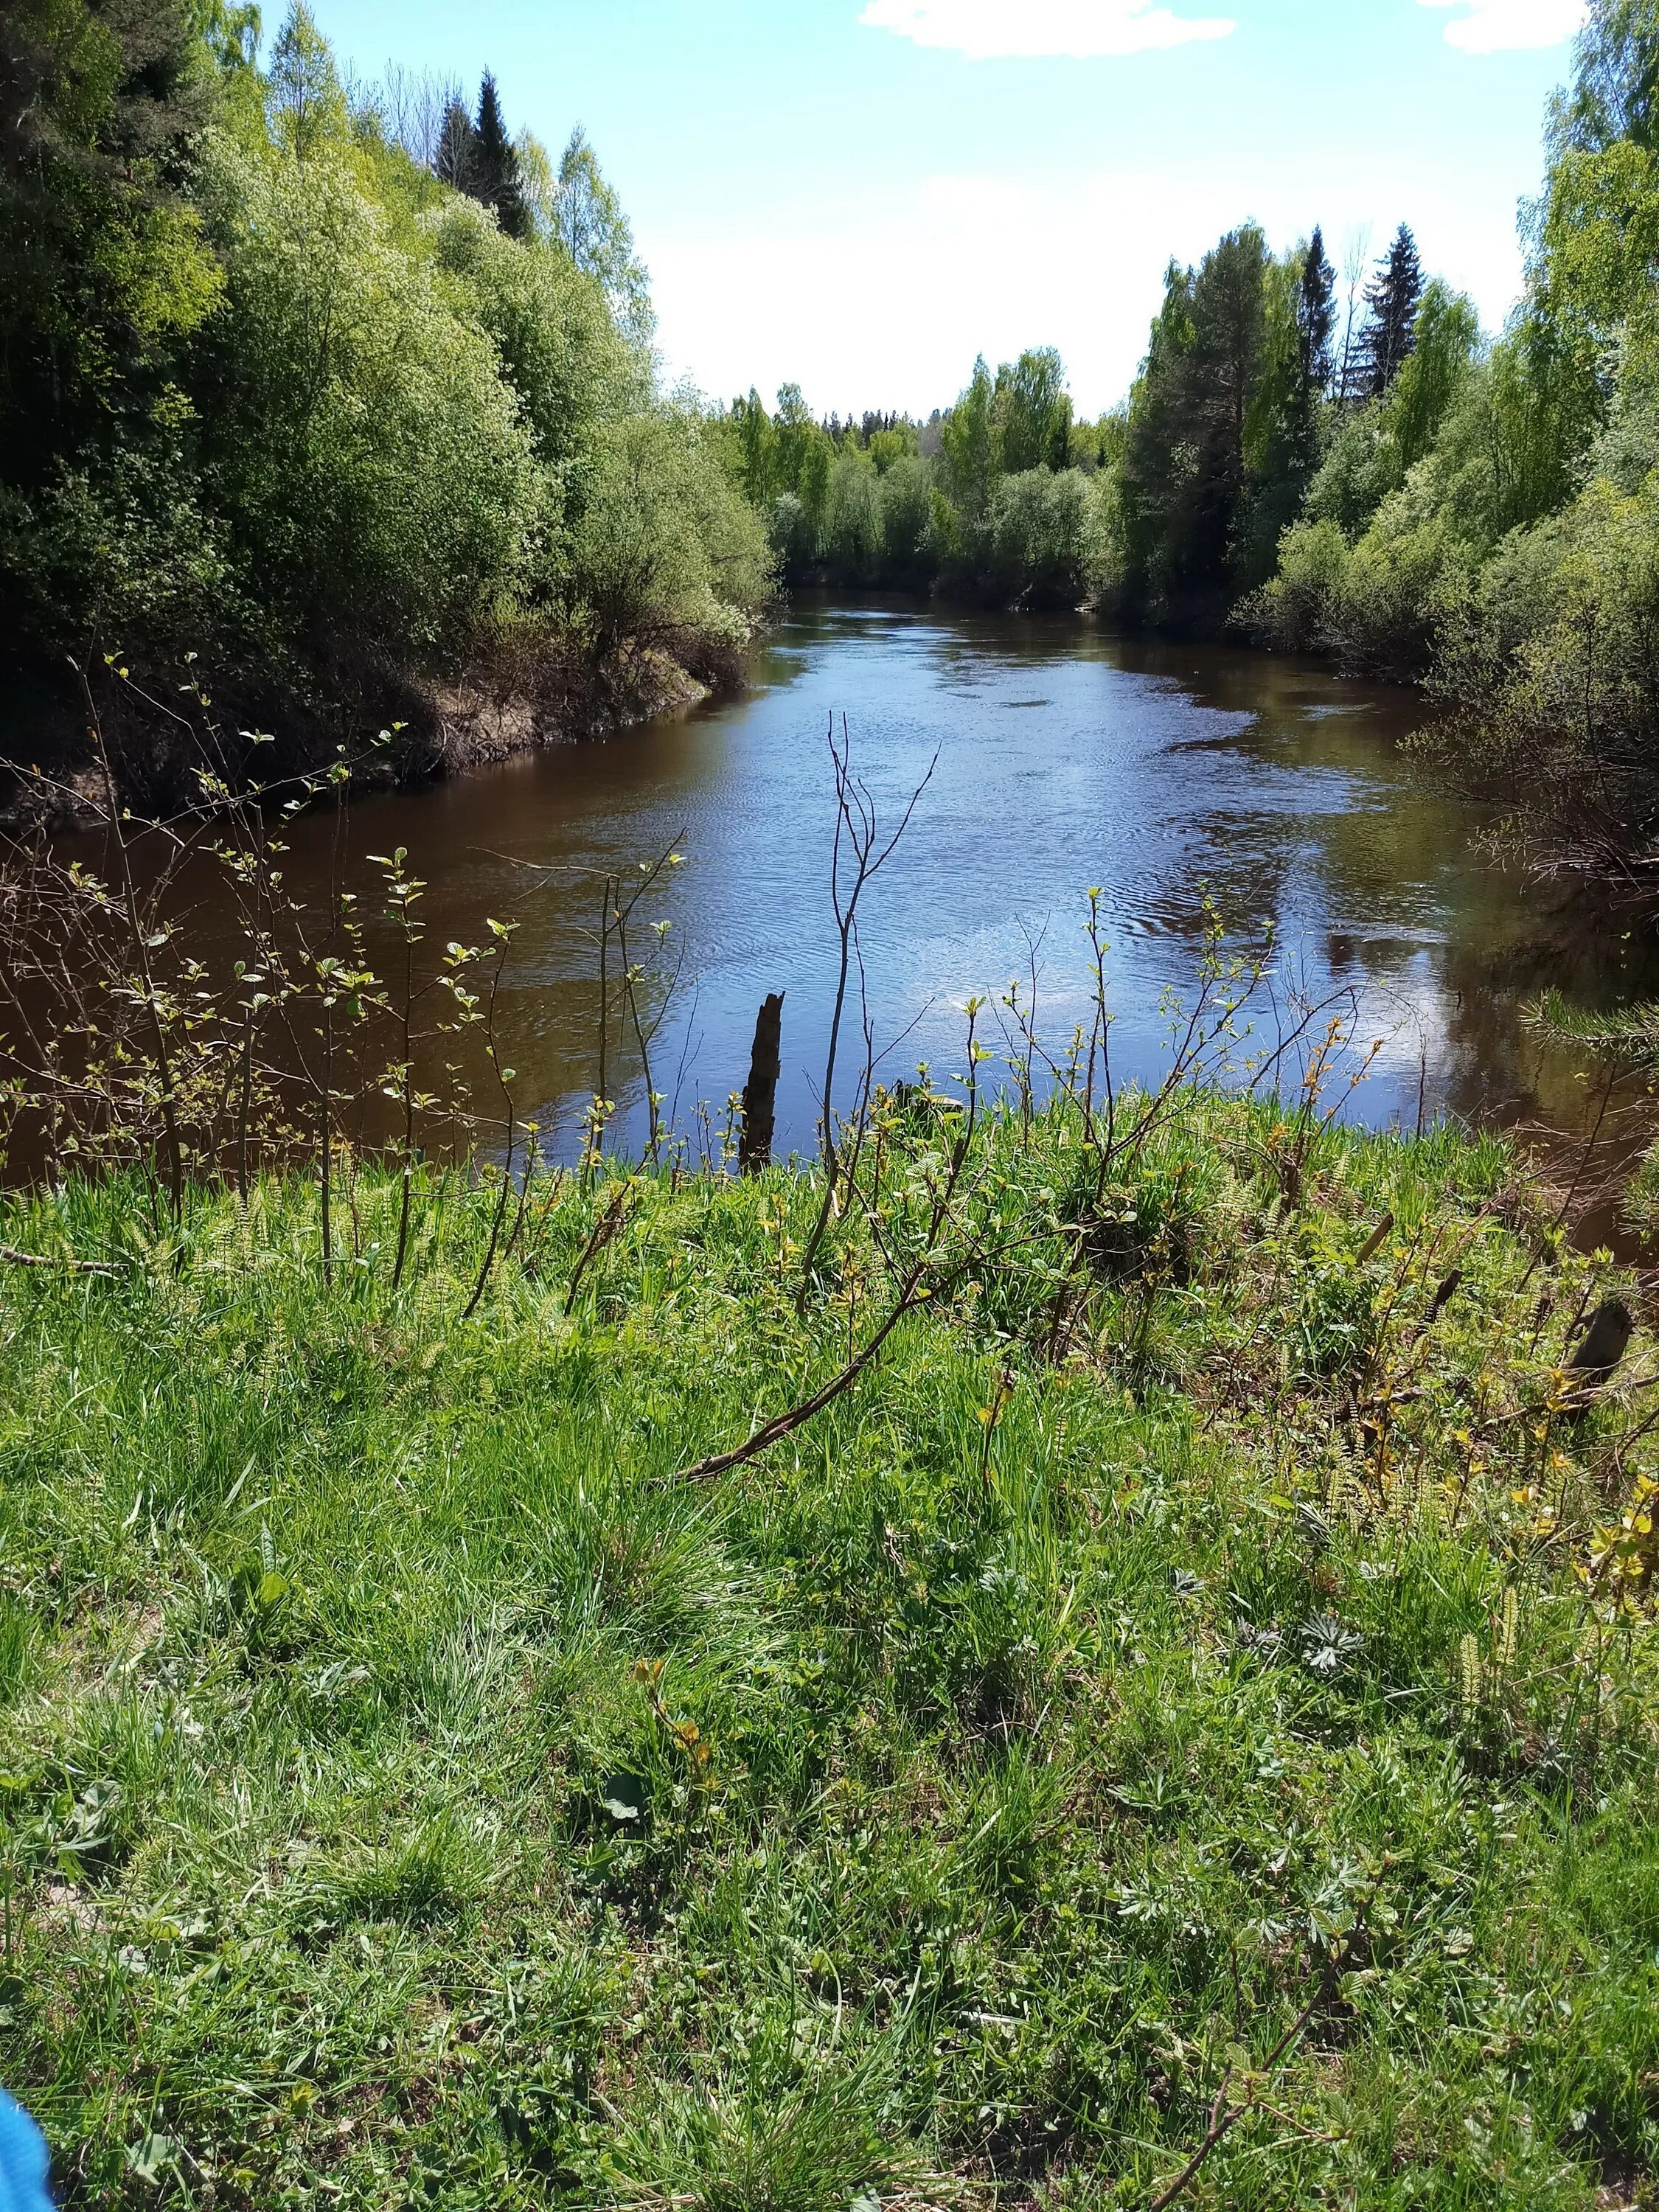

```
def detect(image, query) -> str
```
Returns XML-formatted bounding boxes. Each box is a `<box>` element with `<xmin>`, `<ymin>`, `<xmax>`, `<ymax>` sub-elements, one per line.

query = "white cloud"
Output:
<box><xmin>647</xmin><ymin>164</ymin><xmax>1527</xmax><ymax>421</ymax></box>
<box><xmin>858</xmin><ymin>0</ymin><xmax>1235</xmax><ymax>60</ymax></box>
<box><xmin>1417</xmin><ymin>0</ymin><xmax>1585</xmax><ymax>53</ymax></box>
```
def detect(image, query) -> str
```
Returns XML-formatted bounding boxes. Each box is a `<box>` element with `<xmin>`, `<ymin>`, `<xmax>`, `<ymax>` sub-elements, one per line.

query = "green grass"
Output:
<box><xmin>1</xmin><ymin>1092</ymin><xmax>1658</xmax><ymax>2209</ymax></box>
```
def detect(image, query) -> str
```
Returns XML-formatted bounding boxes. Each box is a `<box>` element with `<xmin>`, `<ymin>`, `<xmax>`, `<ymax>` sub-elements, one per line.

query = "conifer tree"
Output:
<box><xmin>1297</xmin><ymin>226</ymin><xmax>1337</xmax><ymax>396</ymax></box>
<box><xmin>1361</xmin><ymin>224</ymin><xmax>1423</xmax><ymax>397</ymax></box>
<box><xmin>473</xmin><ymin>73</ymin><xmax>529</xmax><ymax>240</ymax></box>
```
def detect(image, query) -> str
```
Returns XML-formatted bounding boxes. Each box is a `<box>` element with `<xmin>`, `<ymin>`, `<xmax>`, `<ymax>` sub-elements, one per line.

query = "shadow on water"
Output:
<box><xmin>104</xmin><ymin>598</ymin><xmax>1659</xmax><ymax>1171</ymax></box>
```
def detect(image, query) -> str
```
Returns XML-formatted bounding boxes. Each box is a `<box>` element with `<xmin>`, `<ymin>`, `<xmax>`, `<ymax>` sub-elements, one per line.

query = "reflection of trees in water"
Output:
<box><xmin>1102</xmin><ymin>634</ymin><xmax>1415</xmax><ymax>731</ymax></box>
<box><xmin>1433</xmin><ymin>908</ymin><xmax>1659</xmax><ymax>1136</ymax></box>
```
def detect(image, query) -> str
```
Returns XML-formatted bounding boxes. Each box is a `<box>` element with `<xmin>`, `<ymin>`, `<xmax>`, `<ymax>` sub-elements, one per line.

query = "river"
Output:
<box><xmin>168</xmin><ymin>600</ymin><xmax>1659</xmax><ymax>1164</ymax></box>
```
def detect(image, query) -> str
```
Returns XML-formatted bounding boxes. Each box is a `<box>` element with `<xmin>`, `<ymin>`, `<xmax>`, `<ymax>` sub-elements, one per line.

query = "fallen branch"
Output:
<box><xmin>677</xmin><ymin>1006</ymin><xmax>984</xmax><ymax>1485</ymax></box>
<box><xmin>0</xmin><ymin>1244</ymin><xmax>124</xmax><ymax>1279</ymax></box>
<box><xmin>1145</xmin><ymin>1971</ymin><xmax>1330</xmax><ymax>2211</ymax></box>
<box><xmin>676</xmin><ymin>1249</ymin><xmax>939</xmax><ymax>1485</ymax></box>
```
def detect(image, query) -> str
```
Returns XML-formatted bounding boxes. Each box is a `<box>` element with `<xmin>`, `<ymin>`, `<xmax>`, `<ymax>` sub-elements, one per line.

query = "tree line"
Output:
<box><xmin>725</xmin><ymin>0</ymin><xmax>1659</xmax><ymax>872</ymax></box>
<box><xmin>6</xmin><ymin>0</ymin><xmax>1657</xmax><ymax>872</ymax></box>
<box><xmin>0</xmin><ymin>0</ymin><xmax>768</xmax><ymax>778</ymax></box>
<box><xmin>1247</xmin><ymin>0</ymin><xmax>1659</xmax><ymax>874</ymax></box>
<box><xmin>726</xmin><ymin>217</ymin><xmax>1433</xmax><ymax>624</ymax></box>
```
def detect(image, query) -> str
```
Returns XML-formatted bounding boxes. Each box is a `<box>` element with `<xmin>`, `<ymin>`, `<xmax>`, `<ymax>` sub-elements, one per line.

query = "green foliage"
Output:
<box><xmin>428</xmin><ymin>194</ymin><xmax>639</xmax><ymax>467</ymax></box>
<box><xmin>1</xmin><ymin>1102</ymin><xmax>1657</xmax><ymax>2206</ymax></box>
<box><xmin>563</xmin><ymin>408</ymin><xmax>772</xmax><ymax>667</ymax></box>
<box><xmin>549</xmin><ymin>127</ymin><xmax>653</xmax><ymax>356</ymax></box>
<box><xmin>1409</xmin><ymin>470</ymin><xmax>1659</xmax><ymax>866</ymax></box>
<box><xmin>738</xmin><ymin>348</ymin><xmax>1106</xmax><ymax>607</ymax></box>
<box><xmin>472</xmin><ymin>73</ymin><xmax>528</xmax><ymax>242</ymax></box>
<box><xmin>987</xmin><ymin>465</ymin><xmax>1096</xmax><ymax>607</ymax></box>
<box><xmin>264</xmin><ymin>1</ymin><xmax>344</xmax><ymax>161</ymax></box>
<box><xmin>1240</xmin><ymin>0</ymin><xmax>1659</xmax><ymax>880</ymax></box>
<box><xmin>1359</xmin><ymin>224</ymin><xmax>1425</xmax><ymax>399</ymax></box>
<box><xmin>1117</xmin><ymin>226</ymin><xmax>1277</xmax><ymax>620</ymax></box>
<box><xmin>0</xmin><ymin>0</ymin><xmax>226</xmax><ymax>490</ymax></box>
<box><xmin>3</xmin><ymin>1</ymin><xmax>768</xmax><ymax>747</ymax></box>
<box><xmin>199</xmin><ymin>136</ymin><xmax>540</xmax><ymax>650</ymax></box>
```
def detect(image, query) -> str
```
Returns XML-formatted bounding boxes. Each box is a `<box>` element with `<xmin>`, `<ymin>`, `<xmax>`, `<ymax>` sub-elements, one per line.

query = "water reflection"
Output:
<box><xmin>159</xmin><ymin>600</ymin><xmax>1659</xmax><ymax>1158</ymax></box>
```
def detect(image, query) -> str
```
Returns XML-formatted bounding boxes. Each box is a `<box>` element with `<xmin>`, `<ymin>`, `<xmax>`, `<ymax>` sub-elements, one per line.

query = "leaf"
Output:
<box><xmin>127</xmin><ymin>2132</ymin><xmax>181</xmax><ymax>2184</ymax></box>
<box><xmin>600</xmin><ymin>1773</ymin><xmax>646</xmax><ymax>1822</ymax></box>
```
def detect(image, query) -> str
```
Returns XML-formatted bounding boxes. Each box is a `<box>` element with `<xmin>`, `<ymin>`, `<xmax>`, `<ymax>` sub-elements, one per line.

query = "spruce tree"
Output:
<box><xmin>1361</xmin><ymin>224</ymin><xmax>1423</xmax><ymax>397</ymax></box>
<box><xmin>1297</xmin><ymin>226</ymin><xmax>1337</xmax><ymax>397</ymax></box>
<box><xmin>473</xmin><ymin>73</ymin><xmax>529</xmax><ymax>240</ymax></box>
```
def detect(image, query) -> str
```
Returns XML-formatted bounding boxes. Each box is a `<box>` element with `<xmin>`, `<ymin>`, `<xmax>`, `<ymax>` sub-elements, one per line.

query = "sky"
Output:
<box><xmin>305</xmin><ymin>0</ymin><xmax>1588</xmax><ymax>419</ymax></box>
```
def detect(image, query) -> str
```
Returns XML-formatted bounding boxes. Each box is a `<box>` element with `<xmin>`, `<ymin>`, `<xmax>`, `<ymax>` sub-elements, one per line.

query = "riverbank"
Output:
<box><xmin>2</xmin><ymin>1093</ymin><xmax>1657</xmax><ymax>2209</ymax></box>
<box><xmin>0</xmin><ymin>623</ymin><xmax>750</xmax><ymax>831</ymax></box>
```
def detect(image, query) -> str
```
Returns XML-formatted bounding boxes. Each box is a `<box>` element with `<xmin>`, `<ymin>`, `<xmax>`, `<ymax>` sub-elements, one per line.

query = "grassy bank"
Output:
<box><xmin>1</xmin><ymin>1093</ymin><xmax>1658</xmax><ymax>2210</ymax></box>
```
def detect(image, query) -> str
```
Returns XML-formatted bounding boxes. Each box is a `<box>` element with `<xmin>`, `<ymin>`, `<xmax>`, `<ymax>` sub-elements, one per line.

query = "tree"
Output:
<box><xmin>1297</xmin><ymin>226</ymin><xmax>1337</xmax><ymax>397</ymax></box>
<box><xmin>1118</xmin><ymin>227</ymin><xmax>1273</xmax><ymax>617</ymax></box>
<box><xmin>473</xmin><ymin>73</ymin><xmax>529</xmax><ymax>240</ymax></box>
<box><xmin>995</xmin><ymin>347</ymin><xmax>1071</xmax><ymax>473</ymax></box>
<box><xmin>551</xmin><ymin>128</ymin><xmax>653</xmax><ymax>351</ymax></box>
<box><xmin>266</xmin><ymin>1</ymin><xmax>345</xmax><ymax>162</ymax></box>
<box><xmin>1548</xmin><ymin>0</ymin><xmax>1659</xmax><ymax>153</ymax></box>
<box><xmin>939</xmin><ymin>356</ymin><xmax>998</xmax><ymax>517</ymax></box>
<box><xmin>434</xmin><ymin>98</ymin><xmax>479</xmax><ymax>192</ymax></box>
<box><xmin>376</xmin><ymin>64</ymin><xmax>461</xmax><ymax>170</ymax></box>
<box><xmin>1362</xmin><ymin>225</ymin><xmax>1424</xmax><ymax>397</ymax></box>
<box><xmin>731</xmin><ymin>389</ymin><xmax>779</xmax><ymax>508</ymax></box>
<box><xmin>1336</xmin><ymin>223</ymin><xmax>1372</xmax><ymax>405</ymax></box>
<box><xmin>0</xmin><ymin>0</ymin><xmax>223</xmax><ymax>491</ymax></box>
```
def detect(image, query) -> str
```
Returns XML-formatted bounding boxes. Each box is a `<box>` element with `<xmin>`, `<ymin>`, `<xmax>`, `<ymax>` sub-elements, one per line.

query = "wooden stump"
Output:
<box><xmin>1569</xmin><ymin>1295</ymin><xmax>1634</xmax><ymax>1390</ymax></box>
<box><xmin>740</xmin><ymin>993</ymin><xmax>784</xmax><ymax>1173</ymax></box>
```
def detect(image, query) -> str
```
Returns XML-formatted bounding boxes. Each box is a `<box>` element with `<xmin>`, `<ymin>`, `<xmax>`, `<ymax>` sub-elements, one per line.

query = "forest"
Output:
<box><xmin>4</xmin><ymin>0</ymin><xmax>1658</xmax><ymax>868</ymax></box>
<box><xmin>0</xmin><ymin>0</ymin><xmax>771</xmax><ymax>787</ymax></box>
<box><xmin>734</xmin><ymin>0</ymin><xmax>1659</xmax><ymax>876</ymax></box>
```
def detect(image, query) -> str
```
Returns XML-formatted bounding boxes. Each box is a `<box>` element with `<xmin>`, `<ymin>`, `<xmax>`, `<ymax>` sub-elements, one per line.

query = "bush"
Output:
<box><xmin>1411</xmin><ymin>475</ymin><xmax>1659</xmax><ymax>869</ymax></box>
<box><xmin>563</xmin><ymin>408</ymin><xmax>773</xmax><ymax>664</ymax></box>
<box><xmin>987</xmin><ymin>466</ymin><xmax>1093</xmax><ymax>607</ymax></box>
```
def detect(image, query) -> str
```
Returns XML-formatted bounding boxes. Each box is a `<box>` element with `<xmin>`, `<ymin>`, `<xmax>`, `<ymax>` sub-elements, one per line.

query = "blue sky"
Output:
<box><xmin>308</xmin><ymin>0</ymin><xmax>1585</xmax><ymax>417</ymax></box>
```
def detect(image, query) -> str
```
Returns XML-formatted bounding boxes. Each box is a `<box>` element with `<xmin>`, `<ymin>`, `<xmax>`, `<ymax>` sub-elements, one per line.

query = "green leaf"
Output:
<box><xmin>601</xmin><ymin>1773</ymin><xmax>646</xmax><ymax>1822</ymax></box>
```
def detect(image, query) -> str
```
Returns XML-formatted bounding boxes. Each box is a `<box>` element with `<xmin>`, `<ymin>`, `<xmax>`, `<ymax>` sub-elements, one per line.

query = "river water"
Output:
<box><xmin>185</xmin><ymin>601</ymin><xmax>1658</xmax><ymax>1161</ymax></box>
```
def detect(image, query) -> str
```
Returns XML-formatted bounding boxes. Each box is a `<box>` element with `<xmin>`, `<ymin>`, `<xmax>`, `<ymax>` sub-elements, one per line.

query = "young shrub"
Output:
<box><xmin>561</xmin><ymin>407</ymin><xmax>773</xmax><ymax>672</ymax></box>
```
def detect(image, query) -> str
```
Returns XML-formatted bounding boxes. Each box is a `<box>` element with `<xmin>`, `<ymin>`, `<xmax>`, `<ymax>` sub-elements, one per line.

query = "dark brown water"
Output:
<box><xmin>166</xmin><ymin>601</ymin><xmax>1659</xmax><ymax>1160</ymax></box>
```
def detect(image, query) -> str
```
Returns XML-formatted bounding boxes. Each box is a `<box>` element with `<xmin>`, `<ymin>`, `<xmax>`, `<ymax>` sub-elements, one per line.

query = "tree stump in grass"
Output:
<box><xmin>1569</xmin><ymin>1295</ymin><xmax>1634</xmax><ymax>1391</ymax></box>
<box><xmin>740</xmin><ymin>992</ymin><xmax>784</xmax><ymax>1173</ymax></box>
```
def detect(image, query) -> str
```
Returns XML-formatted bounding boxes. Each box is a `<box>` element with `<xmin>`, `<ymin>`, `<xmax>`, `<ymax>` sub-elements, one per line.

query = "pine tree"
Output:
<box><xmin>1361</xmin><ymin>225</ymin><xmax>1423</xmax><ymax>398</ymax></box>
<box><xmin>473</xmin><ymin>73</ymin><xmax>529</xmax><ymax>240</ymax></box>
